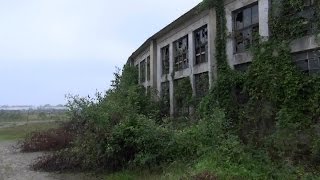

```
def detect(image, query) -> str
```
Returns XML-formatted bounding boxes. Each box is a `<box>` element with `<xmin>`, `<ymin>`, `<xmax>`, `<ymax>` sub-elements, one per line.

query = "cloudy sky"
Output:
<box><xmin>0</xmin><ymin>0</ymin><xmax>201</xmax><ymax>106</ymax></box>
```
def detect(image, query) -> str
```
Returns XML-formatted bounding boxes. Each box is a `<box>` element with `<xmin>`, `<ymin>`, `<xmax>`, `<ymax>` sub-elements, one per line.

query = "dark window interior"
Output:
<box><xmin>194</xmin><ymin>25</ymin><xmax>208</xmax><ymax>65</ymax></box>
<box><xmin>234</xmin><ymin>62</ymin><xmax>252</xmax><ymax>72</ymax></box>
<box><xmin>140</xmin><ymin>60</ymin><xmax>146</xmax><ymax>83</ymax></box>
<box><xmin>194</xmin><ymin>72</ymin><xmax>209</xmax><ymax>98</ymax></box>
<box><xmin>233</xmin><ymin>4</ymin><xmax>259</xmax><ymax>53</ymax></box>
<box><xmin>174</xmin><ymin>36</ymin><xmax>189</xmax><ymax>71</ymax></box>
<box><xmin>174</xmin><ymin>78</ymin><xmax>190</xmax><ymax>116</ymax></box>
<box><xmin>293</xmin><ymin>49</ymin><xmax>320</xmax><ymax>75</ymax></box>
<box><xmin>147</xmin><ymin>56</ymin><xmax>151</xmax><ymax>81</ymax></box>
<box><xmin>161</xmin><ymin>45</ymin><xmax>170</xmax><ymax>75</ymax></box>
<box><xmin>160</xmin><ymin>81</ymin><xmax>170</xmax><ymax>116</ymax></box>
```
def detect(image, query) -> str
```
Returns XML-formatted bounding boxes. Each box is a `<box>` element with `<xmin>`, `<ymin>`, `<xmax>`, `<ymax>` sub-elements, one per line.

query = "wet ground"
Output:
<box><xmin>0</xmin><ymin>141</ymin><xmax>100</xmax><ymax>180</ymax></box>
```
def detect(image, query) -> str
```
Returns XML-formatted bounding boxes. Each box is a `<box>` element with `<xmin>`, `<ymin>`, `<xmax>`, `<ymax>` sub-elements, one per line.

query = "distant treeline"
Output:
<box><xmin>0</xmin><ymin>109</ymin><xmax>68</xmax><ymax>122</ymax></box>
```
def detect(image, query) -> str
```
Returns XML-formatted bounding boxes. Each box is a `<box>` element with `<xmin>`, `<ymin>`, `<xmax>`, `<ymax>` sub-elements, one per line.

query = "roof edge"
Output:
<box><xmin>128</xmin><ymin>3</ymin><xmax>205</xmax><ymax>62</ymax></box>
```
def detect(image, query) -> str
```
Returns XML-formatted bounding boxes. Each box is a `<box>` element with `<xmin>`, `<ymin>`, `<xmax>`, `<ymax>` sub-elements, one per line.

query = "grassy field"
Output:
<box><xmin>0</xmin><ymin>122</ymin><xmax>61</xmax><ymax>141</ymax></box>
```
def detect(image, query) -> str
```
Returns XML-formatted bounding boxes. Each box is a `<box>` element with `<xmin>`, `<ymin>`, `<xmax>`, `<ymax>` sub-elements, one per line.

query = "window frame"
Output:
<box><xmin>293</xmin><ymin>49</ymin><xmax>320</xmax><ymax>75</ymax></box>
<box><xmin>173</xmin><ymin>35</ymin><xmax>189</xmax><ymax>72</ymax></box>
<box><xmin>232</xmin><ymin>3</ymin><xmax>259</xmax><ymax>54</ymax></box>
<box><xmin>147</xmin><ymin>56</ymin><xmax>151</xmax><ymax>81</ymax></box>
<box><xmin>160</xmin><ymin>81</ymin><xmax>170</xmax><ymax>116</ymax></box>
<box><xmin>139</xmin><ymin>59</ymin><xmax>146</xmax><ymax>83</ymax></box>
<box><xmin>194</xmin><ymin>72</ymin><xmax>209</xmax><ymax>99</ymax></box>
<box><xmin>194</xmin><ymin>25</ymin><xmax>208</xmax><ymax>65</ymax></box>
<box><xmin>161</xmin><ymin>45</ymin><xmax>170</xmax><ymax>75</ymax></box>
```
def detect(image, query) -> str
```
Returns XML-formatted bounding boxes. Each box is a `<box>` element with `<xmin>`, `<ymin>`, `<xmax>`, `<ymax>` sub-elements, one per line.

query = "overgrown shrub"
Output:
<box><xmin>26</xmin><ymin>0</ymin><xmax>320</xmax><ymax>178</ymax></box>
<box><xmin>20</xmin><ymin>122</ymin><xmax>75</xmax><ymax>152</ymax></box>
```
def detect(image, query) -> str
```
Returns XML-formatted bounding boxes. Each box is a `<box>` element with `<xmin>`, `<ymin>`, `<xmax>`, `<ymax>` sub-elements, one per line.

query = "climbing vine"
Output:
<box><xmin>199</xmin><ymin>0</ymin><xmax>320</xmax><ymax>168</ymax></box>
<box><xmin>174</xmin><ymin>77</ymin><xmax>193</xmax><ymax>117</ymax></box>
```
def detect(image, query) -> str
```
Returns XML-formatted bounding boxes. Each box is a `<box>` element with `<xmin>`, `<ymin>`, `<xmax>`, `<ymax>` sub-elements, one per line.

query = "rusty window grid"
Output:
<box><xmin>293</xmin><ymin>49</ymin><xmax>320</xmax><ymax>75</ymax></box>
<box><xmin>139</xmin><ymin>60</ymin><xmax>146</xmax><ymax>83</ymax></box>
<box><xmin>194</xmin><ymin>72</ymin><xmax>209</xmax><ymax>98</ymax></box>
<box><xmin>233</xmin><ymin>4</ymin><xmax>259</xmax><ymax>53</ymax></box>
<box><xmin>147</xmin><ymin>56</ymin><xmax>151</xmax><ymax>81</ymax></box>
<box><xmin>161</xmin><ymin>45</ymin><xmax>170</xmax><ymax>75</ymax></box>
<box><xmin>194</xmin><ymin>25</ymin><xmax>208</xmax><ymax>65</ymax></box>
<box><xmin>174</xmin><ymin>36</ymin><xmax>189</xmax><ymax>72</ymax></box>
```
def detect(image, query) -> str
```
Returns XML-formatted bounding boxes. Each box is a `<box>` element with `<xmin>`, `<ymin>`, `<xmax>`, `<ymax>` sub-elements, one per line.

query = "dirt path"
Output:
<box><xmin>0</xmin><ymin>141</ymin><xmax>101</xmax><ymax>180</ymax></box>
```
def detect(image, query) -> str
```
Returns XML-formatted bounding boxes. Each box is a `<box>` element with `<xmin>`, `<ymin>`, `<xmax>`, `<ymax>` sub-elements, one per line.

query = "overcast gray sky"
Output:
<box><xmin>0</xmin><ymin>0</ymin><xmax>201</xmax><ymax>106</ymax></box>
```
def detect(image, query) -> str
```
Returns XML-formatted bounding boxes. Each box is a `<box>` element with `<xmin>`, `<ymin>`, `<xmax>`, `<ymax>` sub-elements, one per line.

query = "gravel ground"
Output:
<box><xmin>0</xmin><ymin>141</ymin><xmax>100</xmax><ymax>180</ymax></box>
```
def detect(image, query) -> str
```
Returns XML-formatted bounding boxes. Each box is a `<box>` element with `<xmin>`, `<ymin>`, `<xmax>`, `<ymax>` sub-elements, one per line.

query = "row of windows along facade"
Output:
<box><xmin>130</xmin><ymin>0</ymin><xmax>320</xmax><ymax>116</ymax></box>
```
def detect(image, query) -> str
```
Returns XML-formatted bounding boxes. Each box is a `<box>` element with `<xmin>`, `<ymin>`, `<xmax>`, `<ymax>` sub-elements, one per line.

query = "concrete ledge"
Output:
<box><xmin>233</xmin><ymin>51</ymin><xmax>252</xmax><ymax>65</ymax></box>
<box><xmin>291</xmin><ymin>35</ymin><xmax>320</xmax><ymax>53</ymax></box>
<box><xmin>193</xmin><ymin>62</ymin><xmax>209</xmax><ymax>74</ymax></box>
<box><xmin>174</xmin><ymin>68</ymin><xmax>191</xmax><ymax>80</ymax></box>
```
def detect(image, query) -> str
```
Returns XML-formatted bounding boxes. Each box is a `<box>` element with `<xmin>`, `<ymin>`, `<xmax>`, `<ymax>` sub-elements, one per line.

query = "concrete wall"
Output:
<box><xmin>225</xmin><ymin>0</ymin><xmax>270</xmax><ymax>68</ymax></box>
<box><xmin>156</xmin><ymin>9</ymin><xmax>215</xmax><ymax>115</ymax></box>
<box><xmin>131</xmin><ymin>0</ymin><xmax>319</xmax><ymax>116</ymax></box>
<box><xmin>133</xmin><ymin>48</ymin><xmax>151</xmax><ymax>88</ymax></box>
<box><xmin>291</xmin><ymin>35</ymin><xmax>320</xmax><ymax>53</ymax></box>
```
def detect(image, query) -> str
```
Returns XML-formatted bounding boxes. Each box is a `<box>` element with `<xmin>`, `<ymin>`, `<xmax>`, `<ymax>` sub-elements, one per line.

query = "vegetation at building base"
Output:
<box><xmin>21</xmin><ymin>0</ymin><xmax>320</xmax><ymax>179</ymax></box>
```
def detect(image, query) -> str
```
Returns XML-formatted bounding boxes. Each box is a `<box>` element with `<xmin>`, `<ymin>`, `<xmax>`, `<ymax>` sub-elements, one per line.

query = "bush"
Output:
<box><xmin>19</xmin><ymin>123</ymin><xmax>74</xmax><ymax>152</ymax></box>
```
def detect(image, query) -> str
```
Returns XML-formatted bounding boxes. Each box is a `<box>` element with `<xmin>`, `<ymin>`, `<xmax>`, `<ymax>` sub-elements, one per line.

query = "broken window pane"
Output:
<box><xmin>194</xmin><ymin>72</ymin><xmax>209</xmax><ymax>99</ymax></box>
<box><xmin>293</xmin><ymin>52</ymin><xmax>308</xmax><ymax>61</ymax></box>
<box><xmin>296</xmin><ymin>60</ymin><xmax>309</xmax><ymax>73</ymax></box>
<box><xmin>140</xmin><ymin>60</ymin><xmax>146</xmax><ymax>83</ymax></box>
<box><xmin>194</xmin><ymin>25</ymin><xmax>208</xmax><ymax>65</ymax></box>
<box><xmin>160</xmin><ymin>81</ymin><xmax>170</xmax><ymax>116</ymax></box>
<box><xmin>174</xmin><ymin>36</ymin><xmax>189</xmax><ymax>71</ymax></box>
<box><xmin>293</xmin><ymin>49</ymin><xmax>320</xmax><ymax>75</ymax></box>
<box><xmin>147</xmin><ymin>56</ymin><xmax>151</xmax><ymax>81</ymax></box>
<box><xmin>309</xmin><ymin>58</ymin><xmax>320</xmax><ymax>70</ymax></box>
<box><xmin>235</xmin><ymin>11</ymin><xmax>243</xmax><ymax>30</ymax></box>
<box><xmin>161</xmin><ymin>45</ymin><xmax>170</xmax><ymax>75</ymax></box>
<box><xmin>243</xmin><ymin>8</ymin><xmax>252</xmax><ymax>28</ymax></box>
<box><xmin>174</xmin><ymin>78</ymin><xmax>190</xmax><ymax>116</ymax></box>
<box><xmin>235</xmin><ymin>31</ymin><xmax>245</xmax><ymax>52</ymax></box>
<box><xmin>243</xmin><ymin>28</ymin><xmax>252</xmax><ymax>50</ymax></box>
<box><xmin>233</xmin><ymin>4</ymin><xmax>259</xmax><ymax>53</ymax></box>
<box><xmin>252</xmin><ymin>5</ymin><xmax>259</xmax><ymax>24</ymax></box>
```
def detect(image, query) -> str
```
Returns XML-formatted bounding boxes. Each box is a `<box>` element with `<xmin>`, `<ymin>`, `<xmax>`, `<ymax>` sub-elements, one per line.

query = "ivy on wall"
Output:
<box><xmin>174</xmin><ymin>77</ymin><xmax>193</xmax><ymax>117</ymax></box>
<box><xmin>199</xmin><ymin>0</ymin><xmax>320</xmax><ymax>168</ymax></box>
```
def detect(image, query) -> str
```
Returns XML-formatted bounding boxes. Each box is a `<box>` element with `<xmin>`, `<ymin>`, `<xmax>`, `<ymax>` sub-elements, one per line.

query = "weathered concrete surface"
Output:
<box><xmin>0</xmin><ymin>141</ymin><xmax>99</xmax><ymax>180</ymax></box>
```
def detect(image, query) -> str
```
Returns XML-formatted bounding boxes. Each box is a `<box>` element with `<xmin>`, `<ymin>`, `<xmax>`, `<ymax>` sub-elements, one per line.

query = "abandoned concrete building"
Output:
<box><xmin>127</xmin><ymin>0</ymin><xmax>320</xmax><ymax>116</ymax></box>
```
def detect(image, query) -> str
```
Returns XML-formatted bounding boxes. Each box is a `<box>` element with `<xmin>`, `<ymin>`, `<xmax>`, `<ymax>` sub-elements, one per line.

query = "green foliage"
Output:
<box><xmin>200</xmin><ymin>0</ymin><xmax>320</xmax><ymax>176</ymax></box>
<box><xmin>173</xmin><ymin>77</ymin><xmax>193</xmax><ymax>116</ymax></box>
<box><xmin>270</xmin><ymin>0</ymin><xmax>320</xmax><ymax>41</ymax></box>
<box><xmin>30</xmin><ymin>0</ymin><xmax>320</xmax><ymax>179</ymax></box>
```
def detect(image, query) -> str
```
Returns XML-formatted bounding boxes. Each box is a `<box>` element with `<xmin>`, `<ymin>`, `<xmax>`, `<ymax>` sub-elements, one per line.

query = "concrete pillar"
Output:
<box><xmin>169</xmin><ymin>43</ymin><xmax>174</xmax><ymax>115</ymax></box>
<box><xmin>150</xmin><ymin>40</ymin><xmax>158</xmax><ymax>89</ymax></box>
<box><xmin>208</xmin><ymin>8</ymin><xmax>217</xmax><ymax>88</ymax></box>
<box><xmin>188</xmin><ymin>32</ymin><xmax>196</xmax><ymax>96</ymax></box>
<box><xmin>156</xmin><ymin>44</ymin><xmax>162</xmax><ymax>96</ymax></box>
<box><xmin>259</xmin><ymin>0</ymin><xmax>270</xmax><ymax>41</ymax></box>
